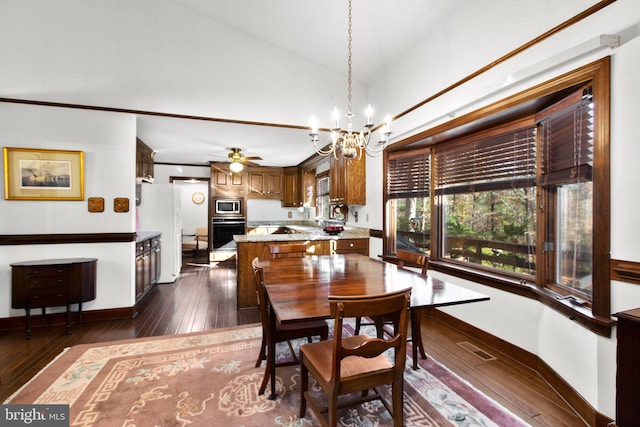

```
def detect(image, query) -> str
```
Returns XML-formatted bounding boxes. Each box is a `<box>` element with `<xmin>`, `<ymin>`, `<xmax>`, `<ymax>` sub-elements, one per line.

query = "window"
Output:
<box><xmin>434</xmin><ymin>124</ymin><xmax>537</xmax><ymax>277</ymax></box>
<box><xmin>316</xmin><ymin>173</ymin><xmax>330</xmax><ymax>219</ymax></box>
<box><xmin>538</xmin><ymin>87</ymin><xmax>594</xmax><ymax>300</ymax></box>
<box><xmin>384</xmin><ymin>58</ymin><xmax>611</xmax><ymax>334</ymax></box>
<box><xmin>386</xmin><ymin>149</ymin><xmax>431</xmax><ymax>256</ymax></box>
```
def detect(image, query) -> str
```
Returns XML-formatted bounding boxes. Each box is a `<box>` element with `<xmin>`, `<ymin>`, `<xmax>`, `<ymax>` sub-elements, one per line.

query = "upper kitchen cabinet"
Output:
<box><xmin>302</xmin><ymin>168</ymin><xmax>316</xmax><ymax>208</ymax></box>
<box><xmin>330</xmin><ymin>155</ymin><xmax>365</xmax><ymax>205</ymax></box>
<box><xmin>211</xmin><ymin>162</ymin><xmax>245</xmax><ymax>198</ymax></box>
<box><xmin>136</xmin><ymin>138</ymin><xmax>154</xmax><ymax>182</ymax></box>
<box><xmin>283</xmin><ymin>167</ymin><xmax>301</xmax><ymax>207</ymax></box>
<box><xmin>248</xmin><ymin>167</ymin><xmax>283</xmax><ymax>200</ymax></box>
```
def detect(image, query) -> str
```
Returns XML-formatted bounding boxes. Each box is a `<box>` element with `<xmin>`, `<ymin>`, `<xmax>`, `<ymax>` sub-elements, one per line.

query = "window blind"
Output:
<box><xmin>317</xmin><ymin>175</ymin><xmax>330</xmax><ymax>196</ymax></box>
<box><xmin>387</xmin><ymin>149</ymin><xmax>430</xmax><ymax>199</ymax></box>
<box><xmin>539</xmin><ymin>87</ymin><xmax>594</xmax><ymax>186</ymax></box>
<box><xmin>434</xmin><ymin>127</ymin><xmax>537</xmax><ymax>195</ymax></box>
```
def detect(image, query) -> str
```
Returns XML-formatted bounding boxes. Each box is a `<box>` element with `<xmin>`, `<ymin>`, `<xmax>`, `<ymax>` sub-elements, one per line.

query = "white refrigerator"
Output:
<box><xmin>137</xmin><ymin>183</ymin><xmax>182</xmax><ymax>283</ymax></box>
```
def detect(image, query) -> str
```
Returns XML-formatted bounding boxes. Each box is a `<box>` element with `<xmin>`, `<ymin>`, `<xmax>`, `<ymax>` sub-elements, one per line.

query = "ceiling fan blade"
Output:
<box><xmin>243</xmin><ymin>156</ymin><xmax>263</xmax><ymax>161</ymax></box>
<box><xmin>243</xmin><ymin>160</ymin><xmax>261</xmax><ymax>166</ymax></box>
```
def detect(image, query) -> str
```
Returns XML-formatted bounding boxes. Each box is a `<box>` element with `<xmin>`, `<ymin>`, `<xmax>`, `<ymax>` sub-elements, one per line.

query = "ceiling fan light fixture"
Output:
<box><xmin>229</xmin><ymin>160</ymin><xmax>243</xmax><ymax>173</ymax></box>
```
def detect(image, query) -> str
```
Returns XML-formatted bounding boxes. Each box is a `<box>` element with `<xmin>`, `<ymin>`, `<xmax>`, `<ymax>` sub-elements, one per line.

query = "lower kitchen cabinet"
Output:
<box><xmin>136</xmin><ymin>234</ymin><xmax>161</xmax><ymax>301</ymax></box>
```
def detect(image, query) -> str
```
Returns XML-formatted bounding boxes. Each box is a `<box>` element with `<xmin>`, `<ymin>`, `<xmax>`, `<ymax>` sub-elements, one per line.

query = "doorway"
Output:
<box><xmin>171</xmin><ymin>177</ymin><xmax>211</xmax><ymax>263</ymax></box>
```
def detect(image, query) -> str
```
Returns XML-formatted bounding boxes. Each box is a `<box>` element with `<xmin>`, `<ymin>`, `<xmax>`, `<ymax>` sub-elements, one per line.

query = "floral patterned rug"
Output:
<box><xmin>5</xmin><ymin>323</ymin><xmax>530</xmax><ymax>426</ymax></box>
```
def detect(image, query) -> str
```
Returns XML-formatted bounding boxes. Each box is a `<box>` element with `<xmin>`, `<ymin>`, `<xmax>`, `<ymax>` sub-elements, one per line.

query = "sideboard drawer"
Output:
<box><xmin>28</xmin><ymin>289</ymin><xmax>68</xmax><ymax>308</ymax></box>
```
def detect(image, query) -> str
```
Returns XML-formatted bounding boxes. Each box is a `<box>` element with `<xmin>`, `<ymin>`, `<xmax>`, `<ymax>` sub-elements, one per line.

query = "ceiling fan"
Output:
<box><xmin>210</xmin><ymin>147</ymin><xmax>262</xmax><ymax>172</ymax></box>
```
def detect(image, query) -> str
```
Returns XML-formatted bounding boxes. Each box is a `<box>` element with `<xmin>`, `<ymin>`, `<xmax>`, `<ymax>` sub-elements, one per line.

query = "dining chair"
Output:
<box><xmin>268</xmin><ymin>243</ymin><xmax>308</xmax><ymax>258</ymax></box>
<box><xmin>354</xmin><ymin>249</ymin><xmax>429</xmax><ymax>369</ymax></box>
<box><xmin>299</xmin><ymin>288</ymin><xmax>412</xmax><ymax>427</ymax></box>
<box><xmin>182</xmin><ymin>227</ymin><xmax>208</xmax><ymax>258</ymax></box>
<box><xmin>251</xmin><ymin>257</ymin><xmax>328</xmax><ymax>396</ymax></box>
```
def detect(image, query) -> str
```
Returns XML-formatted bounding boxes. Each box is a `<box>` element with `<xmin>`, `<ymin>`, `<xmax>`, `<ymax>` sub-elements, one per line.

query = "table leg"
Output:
<box><xmin>268</xmin><ymin>307</ymin><xmax>277</xmax><ymax>400</ymax></box>
<box><xmin>410</xmin><ymin>308</ymin><xmax>427</xmax><ymax>370</ymax></box>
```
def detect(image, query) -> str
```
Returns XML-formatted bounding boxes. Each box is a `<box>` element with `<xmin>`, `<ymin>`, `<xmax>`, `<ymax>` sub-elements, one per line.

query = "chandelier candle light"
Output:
<box><xmin>310</xmin><ymin>0</ymin><xmax>392</xmax><ymax>160</ymax></box>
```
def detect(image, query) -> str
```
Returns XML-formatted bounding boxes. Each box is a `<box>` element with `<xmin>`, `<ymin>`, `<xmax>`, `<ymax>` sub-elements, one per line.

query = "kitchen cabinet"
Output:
<box><xmin>248</xmin><ymin>167</ymin><xmax>283</xmax><ymax>199</ymax></box>
<box><xmin>11</xmin><ymin>258</ymin><xmax>97</xmax><ymax>339</ymax></box>
<box><xmin>330</xmin><ymin>155</ymin><xmax>366</xmax><ymax>205</ymax></box>
<box><xmin>211</xmin><ymin>162</ymin><xmax>245</xmax><ymax>198</ymax></box>
<box><xmin>283</xmin><ymin>167</ymin><xmax>301</xmax><ymax>207</ymax></box>
<box><xmin>330</xmin><ymin>238</ymin><xmax>369</xmax><ymax>255</ymax></box>
<box><xmin>136</xmin><ymin>138</ymin><xmax>155</xmax><ymax>182</ymax></box>
<box><xmin>302</xmin><ymin>168</ymin><xmax>316</xmax><ymax>208</ymax></box>
<box><xmin>136</xmin><ymin>234</ymin><xmax>161</xmax><ymax>301</ymax></box>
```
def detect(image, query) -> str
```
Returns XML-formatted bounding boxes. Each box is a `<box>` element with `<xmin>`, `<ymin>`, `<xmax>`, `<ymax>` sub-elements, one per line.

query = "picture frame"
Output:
<box><xmin>3</xmin><ymin>147</ymin><xmax>85</xmax><ymax>200</ymax></box>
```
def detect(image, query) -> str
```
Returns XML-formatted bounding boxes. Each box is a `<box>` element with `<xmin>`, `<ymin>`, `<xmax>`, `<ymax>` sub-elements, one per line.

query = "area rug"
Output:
<box><xmin>5</xmin><ymin>324</ymin><xmax>530</xmax><ymax>426</ymax></box>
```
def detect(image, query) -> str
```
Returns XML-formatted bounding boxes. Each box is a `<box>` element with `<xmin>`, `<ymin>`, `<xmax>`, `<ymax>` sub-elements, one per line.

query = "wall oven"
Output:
<box><xmin>211</xmin><ymin>217</ymin><xmax>246</xmax><ymax>249</ymax></box>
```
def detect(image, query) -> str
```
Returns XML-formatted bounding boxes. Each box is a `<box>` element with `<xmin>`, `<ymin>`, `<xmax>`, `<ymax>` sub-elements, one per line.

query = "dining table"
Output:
<box><xmin>257</xmin><ymin>253</ymin><xmax>490</xmax><ymax>399</ymax></box>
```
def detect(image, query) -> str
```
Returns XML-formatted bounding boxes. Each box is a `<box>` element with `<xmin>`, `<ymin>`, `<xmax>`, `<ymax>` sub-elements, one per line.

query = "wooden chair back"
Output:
<box><xmin>300</xmin><ymin>287</ymin><xmax>411</xmax><ymax>426</ymax></box>
<box><xmin>329</xmin><ymin>288</ymin><xmax>412</xmax><ymax>375</ymax></box>
<box><xmin>396</xmin><ymin>249</ymin><xmax>428</xmax><ymax>275</ymax></box>
<box><xmin>269</xmin><ymin>243</ymin><xmax>308</xmax><ymax>258</ymax></box>
<box><xmin>251</xmin><ymin>257</ymin><xmax>270</xmax><ymax>331</ymax></box>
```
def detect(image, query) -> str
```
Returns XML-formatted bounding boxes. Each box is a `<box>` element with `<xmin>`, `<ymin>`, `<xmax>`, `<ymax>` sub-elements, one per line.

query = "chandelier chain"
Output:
<box><xmin>347</xmin><ymin>0</ymin><xmax>353</xmax><ymax>117</ymax></box>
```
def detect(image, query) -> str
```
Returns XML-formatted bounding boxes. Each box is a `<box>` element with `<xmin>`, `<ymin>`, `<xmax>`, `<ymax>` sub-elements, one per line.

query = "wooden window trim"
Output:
<box><xmin>384</xmin><ymin>57</ymin><xmax>612</xmax><ymax>336</ymax></box>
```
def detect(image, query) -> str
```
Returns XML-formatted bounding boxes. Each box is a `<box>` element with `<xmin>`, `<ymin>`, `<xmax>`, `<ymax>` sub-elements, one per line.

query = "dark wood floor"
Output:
<box><xmin>0</xmin><ymin>255</ymin><xmax>585</xmax><ymax>426</ymax></box>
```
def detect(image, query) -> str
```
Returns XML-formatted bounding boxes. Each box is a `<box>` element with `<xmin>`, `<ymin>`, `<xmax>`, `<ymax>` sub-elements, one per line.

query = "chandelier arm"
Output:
<box><xmin>313</xmin><ymin>138</ymin><xmax>337</xmax><ymax>157</ymax></box>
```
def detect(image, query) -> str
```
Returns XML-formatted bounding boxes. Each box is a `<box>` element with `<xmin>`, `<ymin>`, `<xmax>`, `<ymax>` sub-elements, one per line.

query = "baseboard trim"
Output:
<box><xmin>0</xmin><ymin>306</ymin><xmax>137</xmax><ymax>332</ymax></box>
<box><xmin>428</xmin><ymin>309</ymin><xmax>613</xmax><ymax>427</ymax></box>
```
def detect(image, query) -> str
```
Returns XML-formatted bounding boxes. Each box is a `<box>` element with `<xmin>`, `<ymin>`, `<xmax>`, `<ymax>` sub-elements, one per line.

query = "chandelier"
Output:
<box><xmin>310</xmin><ymin>0</ymin><xmax>391</xmax><ymax>160</ymax></box>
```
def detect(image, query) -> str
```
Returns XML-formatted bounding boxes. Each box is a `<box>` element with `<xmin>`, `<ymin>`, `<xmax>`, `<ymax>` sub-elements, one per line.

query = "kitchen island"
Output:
<box><xmin>234</xmin><ymin>223</ymin><xmax>370</xmax><ymax>308</ymax></box>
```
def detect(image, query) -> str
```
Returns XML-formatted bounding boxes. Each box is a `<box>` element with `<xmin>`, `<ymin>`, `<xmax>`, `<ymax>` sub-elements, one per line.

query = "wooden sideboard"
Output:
<box><xmin>11</xmin><ymin>257</ymin><xmax>97</xmax><ymax>339</ymax></box>
<box><xmin>613</xmin><ymin>308</ymin><xmax>640</xmax><ymax>426</ymax></box>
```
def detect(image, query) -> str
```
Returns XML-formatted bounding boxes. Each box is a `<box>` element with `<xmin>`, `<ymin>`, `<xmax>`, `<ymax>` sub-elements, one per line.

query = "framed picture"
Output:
<box><xmin>3</xmin><ymin>147</ymin><xmax>85</xmax><ymax>200</ymax></box>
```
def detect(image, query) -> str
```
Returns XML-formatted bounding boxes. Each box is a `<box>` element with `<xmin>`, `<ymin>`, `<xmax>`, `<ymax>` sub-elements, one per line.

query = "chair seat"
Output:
<box><xmin>301</xmin><ymin>334</ymin><xmax>392</xmax><ymax>382</ymax></box>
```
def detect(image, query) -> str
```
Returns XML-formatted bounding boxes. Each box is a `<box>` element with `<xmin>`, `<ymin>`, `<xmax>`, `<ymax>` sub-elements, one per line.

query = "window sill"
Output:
<box><xmin>429</xmin><ymin>261</ymin><xmax>616</xmax><ymax>337</ymax></box>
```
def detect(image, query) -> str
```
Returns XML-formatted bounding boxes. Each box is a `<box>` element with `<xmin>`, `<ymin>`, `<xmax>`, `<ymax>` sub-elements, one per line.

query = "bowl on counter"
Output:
<box><xmin>323</xmin><ymin>225</ymin><xmax>344</xmax><ymax>235</ymax></box>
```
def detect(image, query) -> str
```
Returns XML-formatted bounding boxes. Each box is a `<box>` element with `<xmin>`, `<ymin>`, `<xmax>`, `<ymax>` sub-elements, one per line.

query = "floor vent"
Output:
<box><xmin>457</xmin><ymin>341</ymin><xmax>497</xmax><ymax>361</ymax></box>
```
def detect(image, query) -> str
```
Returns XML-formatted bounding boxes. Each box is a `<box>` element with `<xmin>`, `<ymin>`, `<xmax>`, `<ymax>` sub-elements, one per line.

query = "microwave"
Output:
<box><xmin>215</xmin><ymin>199</ymin><xmax>242</xmax><ymax>215</ymax></box>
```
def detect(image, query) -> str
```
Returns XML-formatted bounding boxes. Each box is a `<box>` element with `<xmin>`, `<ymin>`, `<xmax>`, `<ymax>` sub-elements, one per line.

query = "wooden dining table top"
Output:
<box><xmin>258</xmin><ymin>253</ymin><xmax>490</xmax><ymax>324</ymax></box>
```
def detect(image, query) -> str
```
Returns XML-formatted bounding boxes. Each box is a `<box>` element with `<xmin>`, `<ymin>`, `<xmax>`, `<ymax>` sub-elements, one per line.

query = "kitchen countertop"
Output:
<box><xmin>235</xmin><ymin>222</ymin><xmax>369</xmax><ymax>243</ymax></box>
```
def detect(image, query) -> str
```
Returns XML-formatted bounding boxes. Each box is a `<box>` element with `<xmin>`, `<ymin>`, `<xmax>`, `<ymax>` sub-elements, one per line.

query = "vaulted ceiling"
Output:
<box><xmin>1</xmin><ymin>0</ymin><xmax>466</xmax><ymax>168</ymax></box>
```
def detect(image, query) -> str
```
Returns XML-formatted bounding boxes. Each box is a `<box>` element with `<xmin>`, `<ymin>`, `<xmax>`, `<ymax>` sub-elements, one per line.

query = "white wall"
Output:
<box><xmin>0</xmin><ymin>103</ymin><xmax>137</xmax><ymax>316</ymax></box>
<box><xmin>365</xmin><ymin>0</ymin><xmax>640</xmax><ymax>417</ymax></box>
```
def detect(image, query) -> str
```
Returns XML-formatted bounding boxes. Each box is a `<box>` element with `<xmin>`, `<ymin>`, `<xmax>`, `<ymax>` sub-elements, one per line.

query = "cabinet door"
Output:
<box><xmin>283</xmin><ymin>167</ymin><xmax>300</xmax><ymax>207</ymax></box>
<box><xmin>329</xmin><ymin>156</ymin><xmax>345</xmax><ymax>203</ymax></box>
<box><xmin>302</xmin><ymin>168</ymin><xmax>316</xmax><ymax>207</ymax></box>
<box><xmin>265</xmin><ymin>171</ymin><xmax>283</xmax><ymax>196</ymax></box>
<box><xmin>150</xmin><ymin>238</ymin><xmax>161</xmax><ymax>285</ymax></box>
<box><xmin>135</xmin><ymin>253</ymin><xmax>146</xmax><ymax>301</ymax></box>
<box><xmin>248</xmin><ymin>171</ymin><xmax>265</xmax><ymax>196</ymax></box>
<box><xmin>248</xmin><ymin>167</ymin><xmax>283</xmax><ymax>199</ymax></box>
<box><xmin>211</xmin><ymin>163</ymin><xmax>245</xmax><ymax>198</ymax></box>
